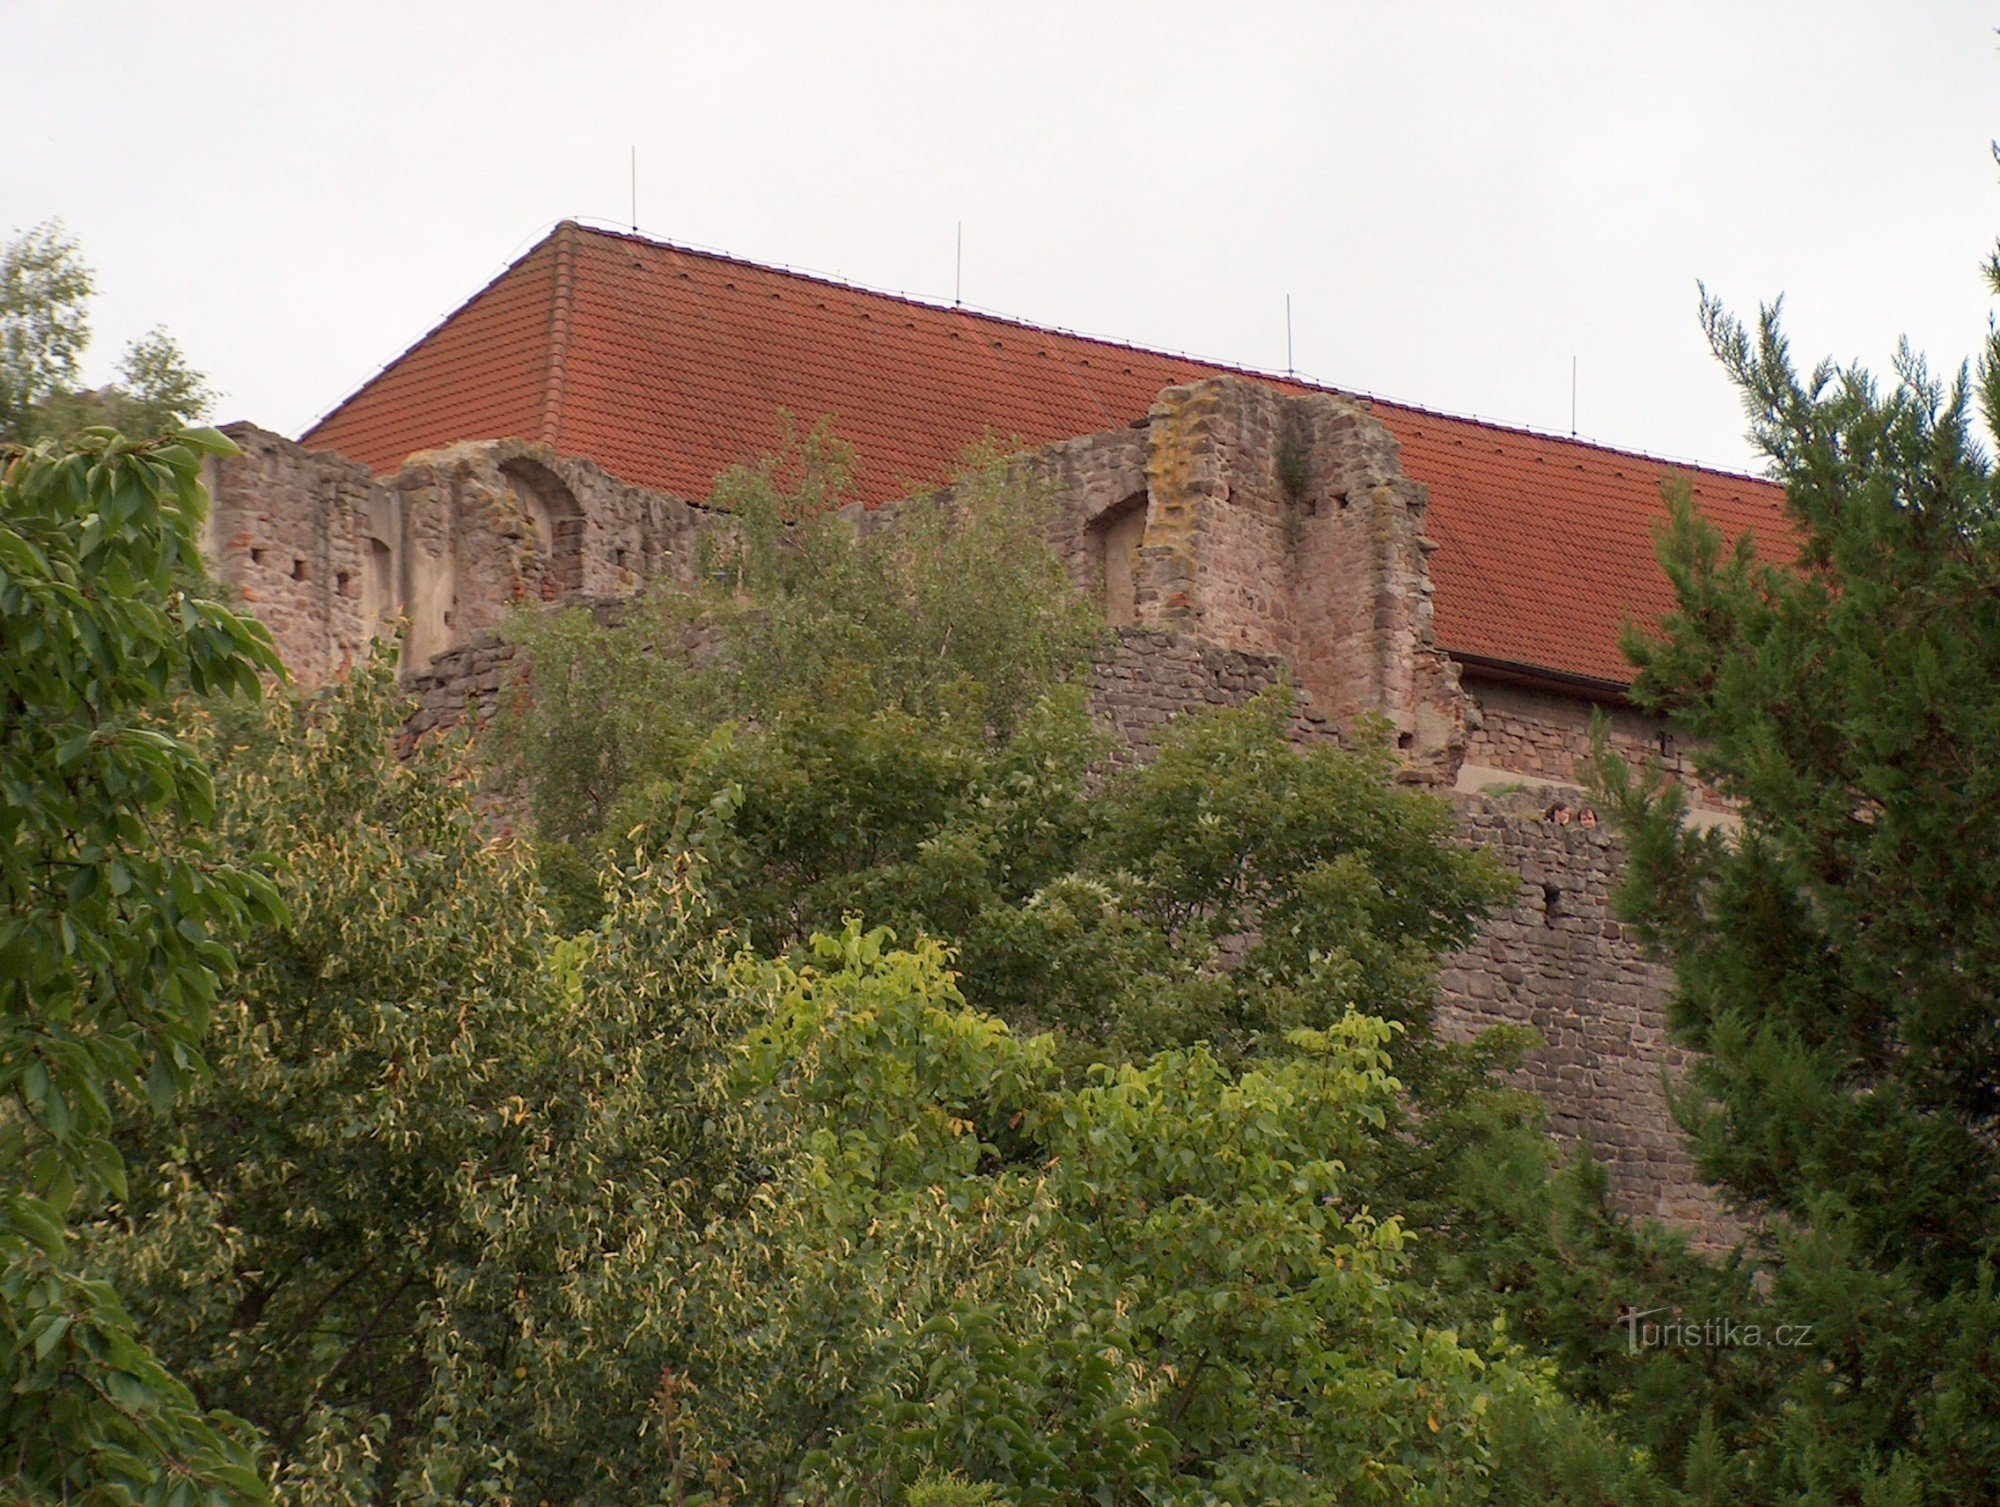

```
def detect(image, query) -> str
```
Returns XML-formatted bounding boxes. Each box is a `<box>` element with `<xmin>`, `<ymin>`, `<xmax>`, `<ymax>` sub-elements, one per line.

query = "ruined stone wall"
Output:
<box><xmin>209</xmin><ymin>427</ymin><xmax>717</xmax><ymax>686</ymax></box>
<box><xmin>216</xmin><ymin>379</ymin><xmax>1466</xmax><ymax>771</ymax></box>
<box><xmin>1438</xmin><ymin>791</ymin><xmax>1739</xmax><ymax>1251</ymax></box>
<box><xmin>1087</xmin><ymin>627</ymin><xmax>1339</xmax><ymax>765</ymax></box>
<box><xmin>1088</xmin><ymin>634</ymin><xmax>1738</xmax><ymax>1248</ymax></box>
<box><xmin>949</xmin><ymin>379</ymin><xmax>1468</xmax><ymax>781</ymax></box>
<box><xmin>400</xmin><ymin>622</ymin><xmax>1331</xmax><ymax>765</ymax></box>
<box><xmin>1038</xmin><ymin>427</ymin><xmax>1153</xmax><ymax>604</ymax></box>
<box><xmin>1279</xmin><ymin>389</ymin><xmax>1466</xmax><ymax>781</ymax></box>
<box><xmin>1138</xmin><ymin>381</ymin><xmax>1296</xmax><ymax>657</ymax></box>
<box><xmin>208</xmin><ymin>387</ymin><xmax>1737</xmax><ymax>1249</ymax></box>
<box><xmin>391</xmin><ymin>618</ymin><xmax>1735</xmax><ymax>1248</ymax></box>
<box><xmin>402</xmin><ymin>633</ymin><xmax>521</xmax><ymax>744</ymax></box>
<box><xmin>206</xmin><ymin>426</ymin><xmax>394</xmax><ymax>684</ymax></box>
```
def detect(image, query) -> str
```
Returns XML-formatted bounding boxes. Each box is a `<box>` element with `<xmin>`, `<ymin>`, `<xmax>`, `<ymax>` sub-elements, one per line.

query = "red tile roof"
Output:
<box><xmin>303</xmin><ymin>221</ymin><xmax>1790</xmax><ymax>687</ymax></box>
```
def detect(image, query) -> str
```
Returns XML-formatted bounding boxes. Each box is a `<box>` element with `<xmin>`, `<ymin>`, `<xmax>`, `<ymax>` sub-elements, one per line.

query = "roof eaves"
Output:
<box><xmin>1449</xmin><ymin>651</ymin><xmax>1636</xmax><ymax>702</ymax></box>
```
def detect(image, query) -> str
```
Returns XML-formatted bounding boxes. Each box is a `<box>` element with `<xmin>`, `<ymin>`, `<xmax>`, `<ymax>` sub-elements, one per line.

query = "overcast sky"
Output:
<box><xmin>7</xmin><ymin>2</ymin><xmax>1996</xmax><ymax>475</ymax></box>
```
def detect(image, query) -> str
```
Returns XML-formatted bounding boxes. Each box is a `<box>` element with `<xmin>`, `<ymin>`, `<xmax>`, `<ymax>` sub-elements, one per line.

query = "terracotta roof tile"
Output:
<box><xmin>302</xmin><ymin>222</ymin><xmax>1791</xmax><ymax>687</ymax></box>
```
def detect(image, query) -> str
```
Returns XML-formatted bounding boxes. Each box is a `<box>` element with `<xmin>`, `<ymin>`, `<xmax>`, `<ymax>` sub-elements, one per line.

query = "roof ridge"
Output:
<box><xmin>1371</xmin><ymin>397</ymin><xmax>1782</xmax><ymax>493</ymax></box>
<box><xmin>540</xmin><ymin>220</ymin><xmax>579</xmax><ymax>446</ymax></box>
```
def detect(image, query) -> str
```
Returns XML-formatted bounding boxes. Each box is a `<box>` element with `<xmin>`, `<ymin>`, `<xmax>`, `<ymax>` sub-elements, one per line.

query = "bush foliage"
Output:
<box><xmin>0</xmin><ymin>424</ymin><xmax>1707</xmax><ymax>1502</ymax></box>
<box><xmin>2</xmin><ymin>426</ymin><xmax>278</xmax><ymax>1504</ymax></box>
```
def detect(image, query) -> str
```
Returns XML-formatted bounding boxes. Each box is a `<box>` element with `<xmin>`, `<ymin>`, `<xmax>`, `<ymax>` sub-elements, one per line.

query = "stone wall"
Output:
<box><xmin>402</xmin><ymin>633</ymin><xmax>521</xmax><ymax>744</ymax></box>
<box><xmin>1440</xmin><ymin>790</ymin><xmax>1740</xmax><ymax>1251</ymax></box>
<box><xmin>820</xmin><ymin>378</ymin><xmax>1469</xmax><ymax>782</ymax></box>
<box><xmin>1123</xmin><ymin>380</ymin><xmax>1468</xmax><ymax>782</ymax></box>
<box><xmin>1085</xmin><ymin>633</ymin><xmax>1738</xmax><ymax>1248</ymax></box>
<box><xmin>392</xmin><ymin>617</ymin><xmax>1736</xmax><ymax>1248</ymax></box>
<box><xmin>1461</xmin><ymin>674</ymin><xmax>1728</xmax><ymax>816</ymax></box>
<box><xmin>1088</xmin><ymin>627</ymin><xmax>1339</xmax><ymax>765</ymax></box>
<box><xmin>208</xmin><ymin>425</ymin><xmax>717</xmax><ymax>687</ymax></box>
<box><xmin>400</xmin><ymin>594</ymin><xmax>728</xmax><ymax>746</ymax></box>
<box><xmin>213</xmin><ymin>379</ymin><xmax>1467</xmax><ymax>778</ymax></box>
<box><xmin>204</xmin><ymin>427</ymin><xmax>393</xmax><ymax>684</ymax></box>
<box><xmin>401</xmin><ymin>621</ymin><xmax>1331</xmax><ymax>764</ymax></box>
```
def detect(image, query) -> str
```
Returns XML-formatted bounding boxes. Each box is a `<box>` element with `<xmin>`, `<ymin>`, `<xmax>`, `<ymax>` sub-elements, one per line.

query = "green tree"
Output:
<box><xmin>70</xmin><ymin>407</ymin><xmax>1727</xmax><ymax>1501</ymax></box>
<box><xmin>651</xmin><ymin>922</ymin><xmax>1675</xmax><ymax>1505</ymax></box>
<box><xmin>0</xmin><ymin>224</ymin><xmax>93</xmax><ymax>439</ymax></box>
<box><xmin>1595</xmin><ymin>241</ymin><xmax>2000</xmax><ymax>1501</ymax></box>
<box><xmin>118</xmin><ymin>652</ymin><xmax>1591</xmax><ymax>1502</ymax></box>
<box><xmin>496</xmin><ymin>420</ymin><xmax>1742</xmax><ymax>1497</ymax></box>
<box><xmin>95</xmin><ymin>656</ymin><xmax>760</xmax><ymax>1504</ymax></box>
<box><xmin>500</xmin><ymin>424</ymin><xmax>1514</xmax><ymax>1072</ymax></box>
<box><xmin>1</xmin><ymin>426</ymin><xmax>280</xmax><ymax>1502</ymax></box>
<box><xmin>0</xmin><ymin>223</ymin><xmax>215</xmax><ymax>443</ymax></box>
<box><xmin>501</xmin><ymin>422</ymin><xmax>1100</xmax><ymax>860</ymax></box>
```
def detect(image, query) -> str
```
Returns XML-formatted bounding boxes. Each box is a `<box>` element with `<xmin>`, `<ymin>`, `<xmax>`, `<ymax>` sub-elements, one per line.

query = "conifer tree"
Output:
<box><xmin>1600</xmin><ymin>224</ymin><xmax>2000</xmax><ymax>1503</ymax></box>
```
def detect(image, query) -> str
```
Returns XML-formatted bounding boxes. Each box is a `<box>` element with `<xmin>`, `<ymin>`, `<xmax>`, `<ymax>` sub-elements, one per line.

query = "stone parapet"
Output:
<box><xmin>1088</xmin><ymin>627</ymin><xmax>1339</xmax><ymax>764</ymax></box>
<box><xmin>1460</xmin><ymin>673</ymin><xmax>1729</xmax><ymax>815</ymax></box>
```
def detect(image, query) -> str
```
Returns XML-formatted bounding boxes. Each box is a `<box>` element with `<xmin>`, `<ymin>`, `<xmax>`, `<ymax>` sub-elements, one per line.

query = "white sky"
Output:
<box><xmin>6</xmin><ymin>1</ymin><xmax>1996</xmax><ymax>475</ymax></box>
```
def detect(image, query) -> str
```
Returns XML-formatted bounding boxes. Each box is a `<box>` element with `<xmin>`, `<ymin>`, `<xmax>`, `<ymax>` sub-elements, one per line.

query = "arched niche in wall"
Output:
<box><xmin>501</xmin><ymin>457</ymin><xmax>585</xmax><ymax>599</ymax></box>
<box><xmin>1088</xmin><ymin>492</ymin><xmax>1148</xmax><ymax>627</ymax></box>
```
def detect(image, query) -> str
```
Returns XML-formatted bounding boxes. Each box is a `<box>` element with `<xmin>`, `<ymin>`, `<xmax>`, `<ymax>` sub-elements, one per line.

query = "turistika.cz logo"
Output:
<box><xmin>1615</xmin><ymin>1307</ymin><xmax>1815</xmax><ymax>1355</ymax></box>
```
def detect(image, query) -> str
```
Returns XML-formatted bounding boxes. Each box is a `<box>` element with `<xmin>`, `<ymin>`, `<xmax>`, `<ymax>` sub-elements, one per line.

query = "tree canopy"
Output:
<box><xmin>42</xmin><ymin>223</ymin><xmax>2000</xmax><ymax>1494</ymax></box>
<box><xmin>0</xmin><ymin>223</ymin><xmax>215</xmax><ymax>444</ymax></box>
<box><xmin>36</xmin><ymin>424</ymin><xmax>1709</xmax><ymax>1502</ymax></box>
<box><xmin>89</xmin><ymin>650</ymin><xmax>1681</xmax><ymax>1504</ymax></box>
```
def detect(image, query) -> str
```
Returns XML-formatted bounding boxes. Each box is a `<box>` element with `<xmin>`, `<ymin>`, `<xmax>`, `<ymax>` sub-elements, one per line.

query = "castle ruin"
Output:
<box><xmin>202</xmin><ymin>223</ymin><xmax>1784</xmax><ymax>1249</ymax></box>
